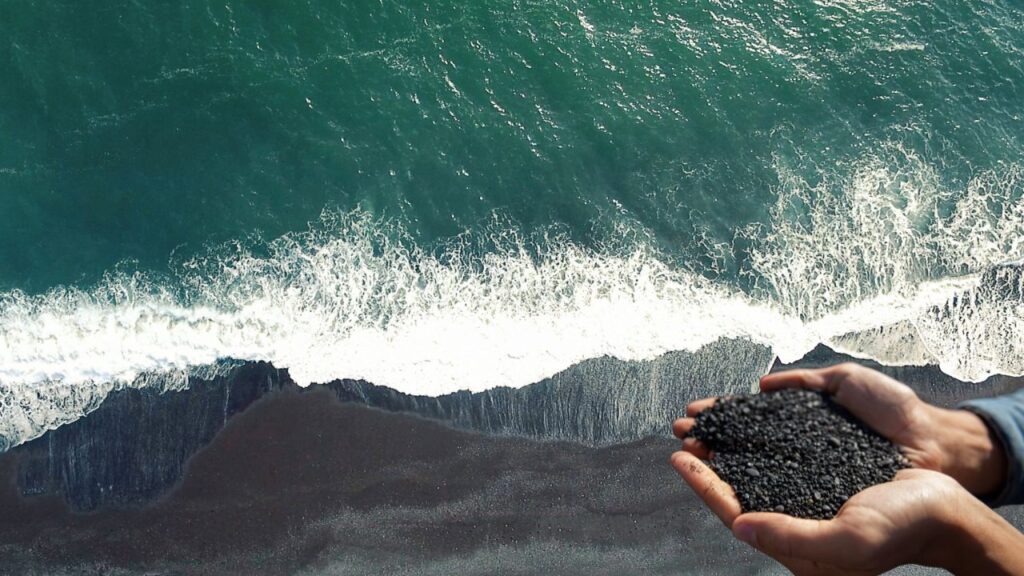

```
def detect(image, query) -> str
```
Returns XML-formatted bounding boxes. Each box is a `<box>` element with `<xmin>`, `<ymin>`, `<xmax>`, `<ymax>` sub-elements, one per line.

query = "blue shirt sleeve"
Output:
<box><xmin>959</xmin><ymin>388</ymin><xmax>1024</xmax><ymax>507</ymax></box>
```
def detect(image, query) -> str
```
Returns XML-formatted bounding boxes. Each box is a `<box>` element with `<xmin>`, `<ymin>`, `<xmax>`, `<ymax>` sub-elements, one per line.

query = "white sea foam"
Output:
<box><xmin>0</xmin><ymin>361</ymin><xmax>239</xmax><ymax>452</ymax></box>
<box><xmin>1</xmin><ymin>149</ymin><xmax>1023</xmax><ymax>449</ymax></box>
<box><xmin>0</xmin><ymin>214</ymin><xmax>809</xmax><ymax>396</ymax></box>
<box><xmin>747</xmin><ymin>145</ymin><xmax>1024</xmax><ymax>380</ymax></box>
<box><xmin>745</xmin><ymin>145</ymin><xmax>1024</xmax><ymax>320</ymax></box>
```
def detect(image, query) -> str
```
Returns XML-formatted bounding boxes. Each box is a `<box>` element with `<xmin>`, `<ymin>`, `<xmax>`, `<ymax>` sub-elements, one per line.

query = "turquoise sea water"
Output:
<box><xmin>1</xmin><ymin>0</ymin><xmax>1024</xmax><ymax>444</ymax></box>
<box><xmin>4</xmin><ymin>0</ymin><xmax>1021</xmax><ymax>291</ymax></box>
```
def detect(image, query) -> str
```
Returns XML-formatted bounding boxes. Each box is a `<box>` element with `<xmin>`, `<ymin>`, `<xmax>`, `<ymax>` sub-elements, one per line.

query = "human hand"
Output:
<box><xmin>669</xmin><ymin>453</ymin><xmax>1024</xmax><ymax>575</ymax></box>
<box><xmin>673</xmin><ymin>363</ymin><xmax>1007</xmax><ymax>497</ymax></box>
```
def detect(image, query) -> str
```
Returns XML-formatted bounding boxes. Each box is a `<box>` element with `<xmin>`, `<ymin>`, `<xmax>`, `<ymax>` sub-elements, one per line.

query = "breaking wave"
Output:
<box><xmin>2</xmin><ymin>149</ymin><xmax>1024</xmax><ymax>450</ymax></box>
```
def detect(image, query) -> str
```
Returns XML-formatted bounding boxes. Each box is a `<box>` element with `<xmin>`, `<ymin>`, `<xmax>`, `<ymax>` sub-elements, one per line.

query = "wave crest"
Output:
<box><xmin>747</xmin><ymin>145</ymin><xmax>1024</xmax><ymax>320</ymax></box>
<box><xmin>3</xmin><ymin>151</ymin><xmax>1024</xmax><ymax>449</ymax></box>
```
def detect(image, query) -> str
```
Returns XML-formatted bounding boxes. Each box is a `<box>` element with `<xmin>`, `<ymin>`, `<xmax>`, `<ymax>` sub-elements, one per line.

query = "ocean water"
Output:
<box><xmin>1</xmin><ymin>0</ymin><xmax>1024</xmax><ymax>447</ymax></box>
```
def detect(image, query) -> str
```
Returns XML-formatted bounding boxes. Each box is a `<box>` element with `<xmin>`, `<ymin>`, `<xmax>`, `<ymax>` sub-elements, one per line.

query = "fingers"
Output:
<box><xmin>686</xmin><ymin>398</ymin><xmax>716</xmax><ymax>417</ymax></box>
<box><xmin>672</xmin><ymin>417</ymin><xmax>695</xmax><ymax>439</ymax></box>
<box><xmin>673</xmin><ymin>415</ymin><xmax>709</xmax><ymax>458</ymax></box>
<box><xmin>681</xmin><ymin>437</ymin><xmax>711</xmax><ymax>459</ymax></box>
<box><xmin>732</xmin><ymin>512</ymin><xmax>849</xmax><ymax>566</ymax></box>
<box><xmin>670</xmin><ymin>451</ymin><xmax>742</xmax><ymax>527</ymax></box>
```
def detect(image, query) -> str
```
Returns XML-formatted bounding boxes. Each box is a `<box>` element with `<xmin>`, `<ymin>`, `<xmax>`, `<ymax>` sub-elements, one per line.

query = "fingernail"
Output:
<box><xmin>735</xmin><ymin>524</ymin><xmax>757</xmax><ymax>547</ymax></box>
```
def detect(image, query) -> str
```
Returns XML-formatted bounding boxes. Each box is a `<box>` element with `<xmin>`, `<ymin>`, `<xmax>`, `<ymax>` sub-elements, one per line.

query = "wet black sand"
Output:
<box><xmin>1</xmin><ymin>346</ymin><xmax>1023</xmax><ymax>575</ymax></box>
<box><xmin>0</xmin><ymin>388</ymin><xmax>769</xmax><ymax>575</ymax></box>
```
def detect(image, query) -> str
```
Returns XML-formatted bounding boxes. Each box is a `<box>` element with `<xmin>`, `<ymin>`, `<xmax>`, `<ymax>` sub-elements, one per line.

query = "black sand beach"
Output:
<box><xmin>0</xmin><ymin>388</ymin><xmax>768</xmax><ymax>575</ymax></box>
<box><xmin>1</xmin><ymin>345</ymin><xmax>1022</xmax><ymax>575</ymax></box>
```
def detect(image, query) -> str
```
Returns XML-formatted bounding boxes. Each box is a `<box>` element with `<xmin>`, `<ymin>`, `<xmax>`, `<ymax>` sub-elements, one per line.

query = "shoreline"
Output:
<box><xmin>0</xmin><ymin>389</ymin><xmax>770</xmax><ymax>575</ymax></box>
<box><xmin>1</xmin><ymin>341</ymin><xmax>1022</xmax><ymax>573</ymax></box>
<box><xmin>5</xmin><ymin>340</ymin><xmax>1023</xmax><ymax>512</ymax></box>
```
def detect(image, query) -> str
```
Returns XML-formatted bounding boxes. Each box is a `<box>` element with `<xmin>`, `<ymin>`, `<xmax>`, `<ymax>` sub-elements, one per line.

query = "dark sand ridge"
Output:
<box><xmin>11</xmin><ymin>338</ymin><xmax>775</xmax><ymax>512</ymax></box>
<box><xmin>10</xmin><ymin>341</ymin><xmax>1019</xmax><ymax>515</ymax></box>
<box><xmin>0</xmin><ymin>388</ymin><xmax>769</xmax><ymax>575</ymax></box>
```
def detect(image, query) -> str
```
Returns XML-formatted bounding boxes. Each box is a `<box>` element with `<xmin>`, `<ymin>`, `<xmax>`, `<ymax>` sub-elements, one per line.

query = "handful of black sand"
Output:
<box><xmin>690</xmin><ymin>389</ymin><xmax>909</xmax><ymax>519</ymax></box>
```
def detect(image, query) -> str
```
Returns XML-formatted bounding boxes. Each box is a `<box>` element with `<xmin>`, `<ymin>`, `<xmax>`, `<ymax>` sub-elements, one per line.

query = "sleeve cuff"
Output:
<box><xmin>959</xmin><ymin>398</ymin><xmax>1024</xmax><ymax>507</ymax></box>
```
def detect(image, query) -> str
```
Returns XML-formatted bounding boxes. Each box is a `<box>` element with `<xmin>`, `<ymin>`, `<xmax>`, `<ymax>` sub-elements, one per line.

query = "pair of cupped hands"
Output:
<box><xmin>671</xmin><ymin>363</ymin><xmax>1022</xmax><ymax>576</ymax></box>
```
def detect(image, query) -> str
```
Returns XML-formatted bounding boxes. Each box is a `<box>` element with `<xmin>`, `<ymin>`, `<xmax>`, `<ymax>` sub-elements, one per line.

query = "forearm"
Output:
<box><xmin>936</xmin><ymin>503</ymin><xmax>1024</xmax><ymax>576</ymax></box>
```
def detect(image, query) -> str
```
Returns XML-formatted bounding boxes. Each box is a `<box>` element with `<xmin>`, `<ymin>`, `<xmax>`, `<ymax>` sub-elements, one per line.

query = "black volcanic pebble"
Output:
<box><xmin>690</xmin><ymin>389</ymin><xmax>909</xmax><ymax>519</ymax></box>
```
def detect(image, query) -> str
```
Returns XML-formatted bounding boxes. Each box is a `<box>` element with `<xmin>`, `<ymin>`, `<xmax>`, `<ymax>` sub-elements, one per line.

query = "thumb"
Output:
<box><xmin>732</xmin><ymin>513</ymin><xmax>849</xmax><ymax>564</ymax></box>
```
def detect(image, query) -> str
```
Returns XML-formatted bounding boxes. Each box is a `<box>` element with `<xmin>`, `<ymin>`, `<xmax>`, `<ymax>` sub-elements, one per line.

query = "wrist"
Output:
<box><xmin>931</xmin><ymin>494</ymin><xmax>1024</xmax><ymax>575</ymax></box>
<box><xmin>930</xmin><ymin>496</ymin><xmax>987</xmax><ymax>573</ymax></box>
<box><xmin>926</xmin><ymin>405</ymin><xmax>1007</xmax><ymax>497</ymax></box>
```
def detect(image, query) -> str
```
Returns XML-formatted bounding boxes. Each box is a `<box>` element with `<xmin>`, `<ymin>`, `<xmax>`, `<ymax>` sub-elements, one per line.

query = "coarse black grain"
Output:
<box><xmin>690</xmin><ymin>389</ymin><xmax>909</xmax><ymax>519</ymax></box>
